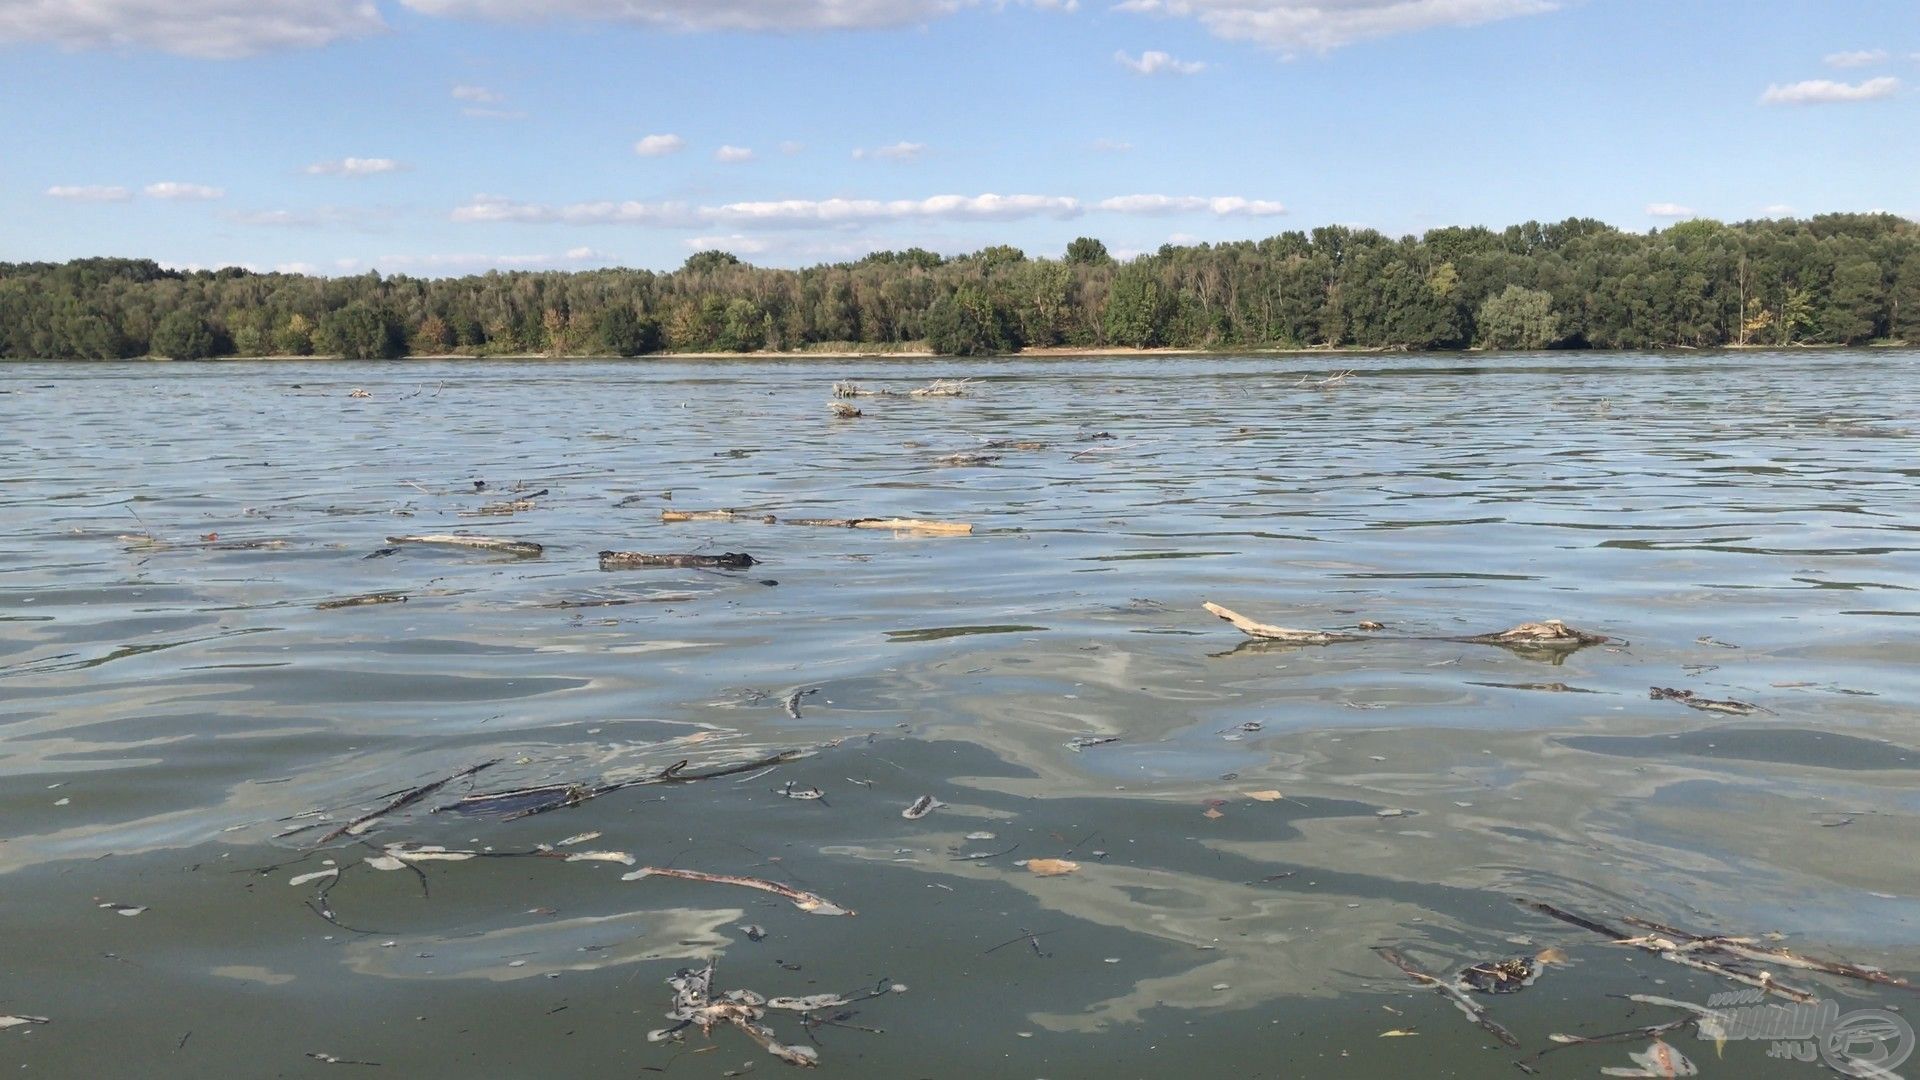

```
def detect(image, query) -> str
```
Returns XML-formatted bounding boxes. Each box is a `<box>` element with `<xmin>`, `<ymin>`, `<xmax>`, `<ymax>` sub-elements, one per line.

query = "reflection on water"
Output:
<box><xmin>2</xmin><ymin>352</ymin><xmax>1918</xmax><ymax>1077</ymax></box>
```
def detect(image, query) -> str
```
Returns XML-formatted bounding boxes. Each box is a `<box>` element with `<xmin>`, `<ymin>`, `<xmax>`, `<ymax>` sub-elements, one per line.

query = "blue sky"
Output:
<box><xmin>2</xmin><ymin>0</ymin><xmax>1915</xmax><ymax>275</ymax></box>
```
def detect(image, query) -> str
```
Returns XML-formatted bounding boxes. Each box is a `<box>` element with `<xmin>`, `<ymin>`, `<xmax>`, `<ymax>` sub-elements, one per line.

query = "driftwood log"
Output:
<box><xmin>1205</xmin><ymin>602</ymin><xmax>1616</xmax><ymax>651</ymax></box>
<box><xmin>598</xmin><ymin>551</ymin><xmax>758</xmax><ymax>571</ymax></box>
<box><xmin>660</xmin><ymin>509</ymin><xmax>972</xmax><ymax>535</ymax></box>
<box><xmin>388</xmin><ymin>534</ymin><xmax>544</xmax><ymax>558</ymax></box>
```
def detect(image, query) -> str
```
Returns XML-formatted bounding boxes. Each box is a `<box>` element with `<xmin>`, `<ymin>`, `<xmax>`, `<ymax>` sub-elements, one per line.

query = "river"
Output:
<box><xmin>3</xmin><ymin>351</ymin><xmax>1917</xmax><ymax>1077</ymax></box>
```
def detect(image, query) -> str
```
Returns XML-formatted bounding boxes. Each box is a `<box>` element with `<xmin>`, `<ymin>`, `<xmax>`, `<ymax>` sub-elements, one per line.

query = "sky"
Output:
<box><xmin>1</xmin><ymin>0</ymin><xmax>1916</xmax><ymax>276</ymax></box>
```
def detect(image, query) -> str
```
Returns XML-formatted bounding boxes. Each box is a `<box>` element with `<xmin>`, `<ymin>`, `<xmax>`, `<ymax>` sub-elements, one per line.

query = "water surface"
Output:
<box><xmin>3</xmin><ymin>352</ymin><xmax>1918</xmax><ymax>1077</ymax></box>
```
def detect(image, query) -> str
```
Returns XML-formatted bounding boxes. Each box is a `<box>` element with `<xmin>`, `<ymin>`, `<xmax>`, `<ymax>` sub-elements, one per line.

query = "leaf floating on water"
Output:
<box><xmin>775</xmin><ymin>781</ymin><xmax>826</xmax><ymax>801</ymax></box>
<box><xmin>381</xmin><ymin>844</ymin><xmax>478</xmax><ymax>863</ymax></box>
<box><xmin>363</xmin><ymin>855</ymin><xmax>407</xmax><ymax>872</ymax></box>
<box><xmin>1245</xmin><ymin>790</ymin><xmax>1286</xmax><ymax>802</ymax></box>
<box><xmin>1024</xmin><ymin>859</ymin><xmax>1080</xmax><ymax>877</ymax></box>
<box><xmin>1378</xmin><ymin>1029</ymin><xmax>1419</xmax><ymax>1037</ymax></box>
<box><xmin>965</xmin><ymin>831</ymin><xmax>996</xmax><ymax>841</ymax></box>
<box><xmin>97</xmin><ymin>901</ymin><xmax>147</xmax><ymax>917</ymax></box>
<box><xmin>901</xmin><ymin>795</ymin><xmax>943</xmax><ymax>820</ymax></box>
<box><xmin>1</xmin><ymin>1015</ymin><xmax>50</xmax><ymax>1030</ymax></box>
<box><xmin>1202</xmin><ymin>807</ymin><xmax>1224</xmax><ymax>820</ymax></box>
<box><xmin>289</xmin><ymin>868</ymin><xmax>340</xmax><ymax>887</ymax></box>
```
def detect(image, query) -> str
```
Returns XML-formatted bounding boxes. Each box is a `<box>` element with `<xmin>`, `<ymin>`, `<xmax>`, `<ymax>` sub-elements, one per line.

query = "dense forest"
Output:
<box><xmin>2</xmin><ymin>214</ymin><xmax>1915</xmax><ymax>360</ymax></box>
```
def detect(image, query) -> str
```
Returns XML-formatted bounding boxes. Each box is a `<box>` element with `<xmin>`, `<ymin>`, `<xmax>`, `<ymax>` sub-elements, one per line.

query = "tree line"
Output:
<box><xmin>2</xmin><ymin>214</ymin><xmax>1915</xmax><ymax>360</ymax></box>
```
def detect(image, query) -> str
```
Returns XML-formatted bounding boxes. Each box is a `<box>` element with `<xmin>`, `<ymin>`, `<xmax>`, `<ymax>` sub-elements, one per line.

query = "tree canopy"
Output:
<box><xmin>2</xmin><ymin>215</ymin><xmax>1915</xmax><ymax>359</ymax></box>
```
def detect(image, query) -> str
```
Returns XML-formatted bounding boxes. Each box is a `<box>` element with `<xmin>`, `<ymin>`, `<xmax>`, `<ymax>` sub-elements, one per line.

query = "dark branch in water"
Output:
<box><xmin>315</xmin><ymin>760</ymin><xmax>500</xmax><ymax>845</ymax></box>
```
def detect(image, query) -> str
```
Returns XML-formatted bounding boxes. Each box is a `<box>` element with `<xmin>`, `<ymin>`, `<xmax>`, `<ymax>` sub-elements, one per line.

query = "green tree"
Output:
<box><xmin>149</xmin><ymin>310</ymin><xmax>218</xmax><ymax>360</ymax></box>
<box><xmin>1065</xmin><ymin>237</ymin><xmax>1111</xmax><ymax>265</ymax></box>
<box><xmin>276</xmin><ymin>314</ymin><xmax>315</xmax><ymax>356</ymax></box>
<box><xmin>317</xmin><ymin>304</ymin><xmax>404</xmax><ymax>359</ymax></box>
<box><xmin>597</xmin><ymin>306</ymin><xmax>662</xmax><ymax>356</ymax></box>
<box><xmin>717</xmin><ymin>299</ymin><xmax>767</xmax><ymax>352</ymax></box>
<box><xmin>1103</xmin><ymin>265</ymin><xmax>1172</xmax><ymax>347</ymax></box>
<box><xmin>926</xmin><ymin>285</ymin><xmax>1015</xmax><ymax>356</ymax></box>
<box><xmin>1476</xmin><ymin>285</ymin><xmax>1558</xmax><ymax>349</ymax></box>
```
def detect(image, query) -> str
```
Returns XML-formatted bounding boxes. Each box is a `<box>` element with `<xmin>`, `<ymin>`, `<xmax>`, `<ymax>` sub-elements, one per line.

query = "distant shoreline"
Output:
<box><xmin>11</xmin><ymin>341</ymin><xmax>1903</xmax><ymax>363</ymax></box>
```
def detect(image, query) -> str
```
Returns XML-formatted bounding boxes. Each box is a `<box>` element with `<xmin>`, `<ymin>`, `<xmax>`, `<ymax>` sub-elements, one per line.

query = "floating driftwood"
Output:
<box><xmin>1205</xmin><ymin>602</ymin><xmax>1617</xmax><ymax>652</ymax></box>
<box><xmin>1203</xmin><ymin>602</ymin><xmax>1362</xmax><ymax>645</ymax></box>
<box><xmin>659</xmin><ymin>509</ymin><xmax>777</xmax><ymax>524</ymax></box>
<box><xmin>786</xmin><ymin>517</ymin><xmax>972</xmax><ymax>535</ymax></box>
<box><xmin>315</xmin><ymin>592</ymin><xmax>408</xmax><ymax>611</ymax></box>
<box><xmin>909</xmin><ymin>378</ymin><xmax>973</xmax><ymax>398</ymax></box>
<box><xmin>0</xmin><ymin>1015</ymin><xmax>50</xmax><ymax>1030</ymax></box>
<box><xmin>649</xmin><ymin>964</ymin><xmax>900</xmax><ymax>1068</ymax></box>
<box><xmin>901</xmin><ymin>795</ymin><xmax>943</xmax><ymax>820</ymax></box>
<box><xmin>829</xmin><ymin>401</ymin><xmax>862</xmax><ymax>419</ymax></box>
<box><xmin>598</xmin><ymin>550</ymin><xmax>757</xmax><ymax>571</ymax></box>
<box><xmin>1649</xmin><ymin>687</ymin><xmax>1758</xmax><ymax>715</ymax></box>
<box><xmin>1373</xmin><ymin>947</ymin><xmax>1520</xmax><ymax>1047</ymax></box>
<box><xmin>624</xmin><ymin>866</ymin><xmax>854</xmax><ymax>916</ymax></box>
<box><xmin>315</xmin><ymin>760</ymin><xmax>499</xmax><ymax>845</ymax></box>
<box><xmin>1618</xmin><ymin>915</ymin><xmax>1913</xmax><ymax>992</ymax></box>
<box><xmin>459</xmin><ymin>498</ymin><xmax>538</xmax><ymax>517</ymax></box>
<box><xmin>933</xmin><ymin>452</ymin><xmax>999</xmax><ymax>467</ymax></box>
<box><xmin>659</xmin><ymin>510</ymin><xmax>973</xmax><ymax>535</ymax></box>
<box><xmin>444</xmin><ymin>746</ymin><xmax>817</xmax><ymax>820</ymax></box>
<box><xmin>1516</xmin><ymin>900</ymin><xmax>1833</xmax><ymax>1003</ymax></box>
<box><xmin>387</xmin><ymin>534</ymin><xmax>543</xmax><ymax>558</ymax></box>
<box><xmin>832</xmin><ymin>381</ymin><xmax>886</xmax><ymax>398</ymax></box>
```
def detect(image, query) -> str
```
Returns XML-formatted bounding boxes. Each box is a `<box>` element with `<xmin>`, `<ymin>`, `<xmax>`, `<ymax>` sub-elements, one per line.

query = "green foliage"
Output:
<box><xmin>149</xmin><ymin>310</ymin><xmax>218</xmax><ymax>360</ymax></box>
<box><xmin>597</xmin><ymin>306</ymin><xmax>662</xmax><ymax>356</ymax></box>
<box><xmin>1065</xmin><ymin>237</ymin><xmax>1111</xmax><ymax>265</ymax></box>
<box><xmin>1103</xmin><ymin>264</ymin><xmax>1173</xmax><ymax>347</ymax></box>
<box><xmin>317</xmin><ymin>304</ymin><xmax>403</xmax><ymax>360</ymax></box>
<box><xmin>1</xmin><ymin>214</ymin><xmax>1915</xmax><ymax>359</ymax></box>
<box><xmin>1476</xmin><ymin>286</ymin><xmax>1559</xmax><ymax>350</ymax></box>
<box><xmin>926</xmin><ymin>285</ymin><xmax>1016</xmax><ymax>356</ymax></box>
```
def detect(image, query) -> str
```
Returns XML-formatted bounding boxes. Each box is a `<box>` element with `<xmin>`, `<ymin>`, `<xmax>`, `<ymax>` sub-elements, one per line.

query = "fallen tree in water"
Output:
<box><xmin>1204</xmin><ymin>602</ymin><xmax>1618</xmax><ymax>653</ymax></box>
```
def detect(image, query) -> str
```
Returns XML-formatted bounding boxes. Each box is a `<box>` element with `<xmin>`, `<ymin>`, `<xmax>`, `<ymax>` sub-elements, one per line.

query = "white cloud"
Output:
<box><xmin>401</xmin><ymin>0</ymin><xmax>955</xmax><ymax>31</ymax></box>
<box><xmin>1760</xmin><ymin>76</ymin><xmax>1900</xmax><ymax>105</ymax></box>
<box><xmin>274</xmin><ymin>261</ymin><xmax>322</xmax><ymax>274</ymax></box>
<box><xmin>633</xmin><ymin>133</ymin><xmax>685</xmax><ymax>157</ymax></box>
<box><xmin>306</xmin><ymin>157</ymin><xmax>404</xmax><ymax>176</ymax></box>
<box><xmin>1645</xmin><ymin>202</ymin><xmax>1694</xmax><ymax>218</ymax></box>
<box><xmin>1761</xmin><ymin>203</ymin><xmax>1794</xmax><ymax>217</ymax></box>
<box><xmin>1090</xmin><ymin>138</ymin><xmax>1134</xmax><ymax>152</ymax></box>
<box><xmin>451</xmin><ymin>83</ymin><xmax>501</xmax><ymax>102</ymax></box>
<box><xmin>368</xmin><ymin>247</ymin><xmax>611</xmax><ymax>273</ymax></box>
<box><xmin>229</xmin><ymin>205</ymin><xmax>396</xmax><ymax>228</ymax></box>
<box><xmin>1116</xmin><ymin>48</ymin><xmax>1206</xmax><ymax>75</ymax></box>
<box><xmin>144</xmin><ymin>181</ymin><xmax>225</xmax><ymax>200</ymax></box>
<box><xmin>1113</xmin><ymin>0</ymin><xmax>1556</xmax><ymax>54</ymax></box>
<box><xmin>1094</xmin><ymin>194</ymin><xmax>1285</xmax><ymax>215</ymax></box>
<box><xmin>453</xmin><ymin>191</ymin><xmax>1284</xmax><ymax>228</ymax></box>
<box><xmin>714</xmin><ymin>145</ymin><xmax>756</xmax><ymax>163</ymax></box>
<box><xmin>1824</xmin><ymin>49</ymin><xmax>1886</xmax><ymax>68</ymax></box>
<box><xmin>0</xmin><ymin>0</ymin><xmax>385</xmax><ymax>57</ymax></box>
<box><xmin>686</xmin><ymin>234</ymin><xmax>776</xmax><ymax>255</ymax></box>
<box><xmin>853</xmin><ymin>141</ymin><xmax>927</xmax><ymax>161</ymax></box>
<box><xmin>46</xmin><ymin>184</ymin><xmax>132</xmax><ymax>202</ymax></box>
<box><xmin>463</xmin><ymin>107</ymin><xmax>527</xmax><ymax>119</ymax></box>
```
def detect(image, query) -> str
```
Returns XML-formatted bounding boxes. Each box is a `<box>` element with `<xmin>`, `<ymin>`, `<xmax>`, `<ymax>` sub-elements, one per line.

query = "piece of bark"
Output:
<box><xmin>598</xmin><ymin>551</ymin><xmax>757</xmax><ymax>571</ymax></box>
